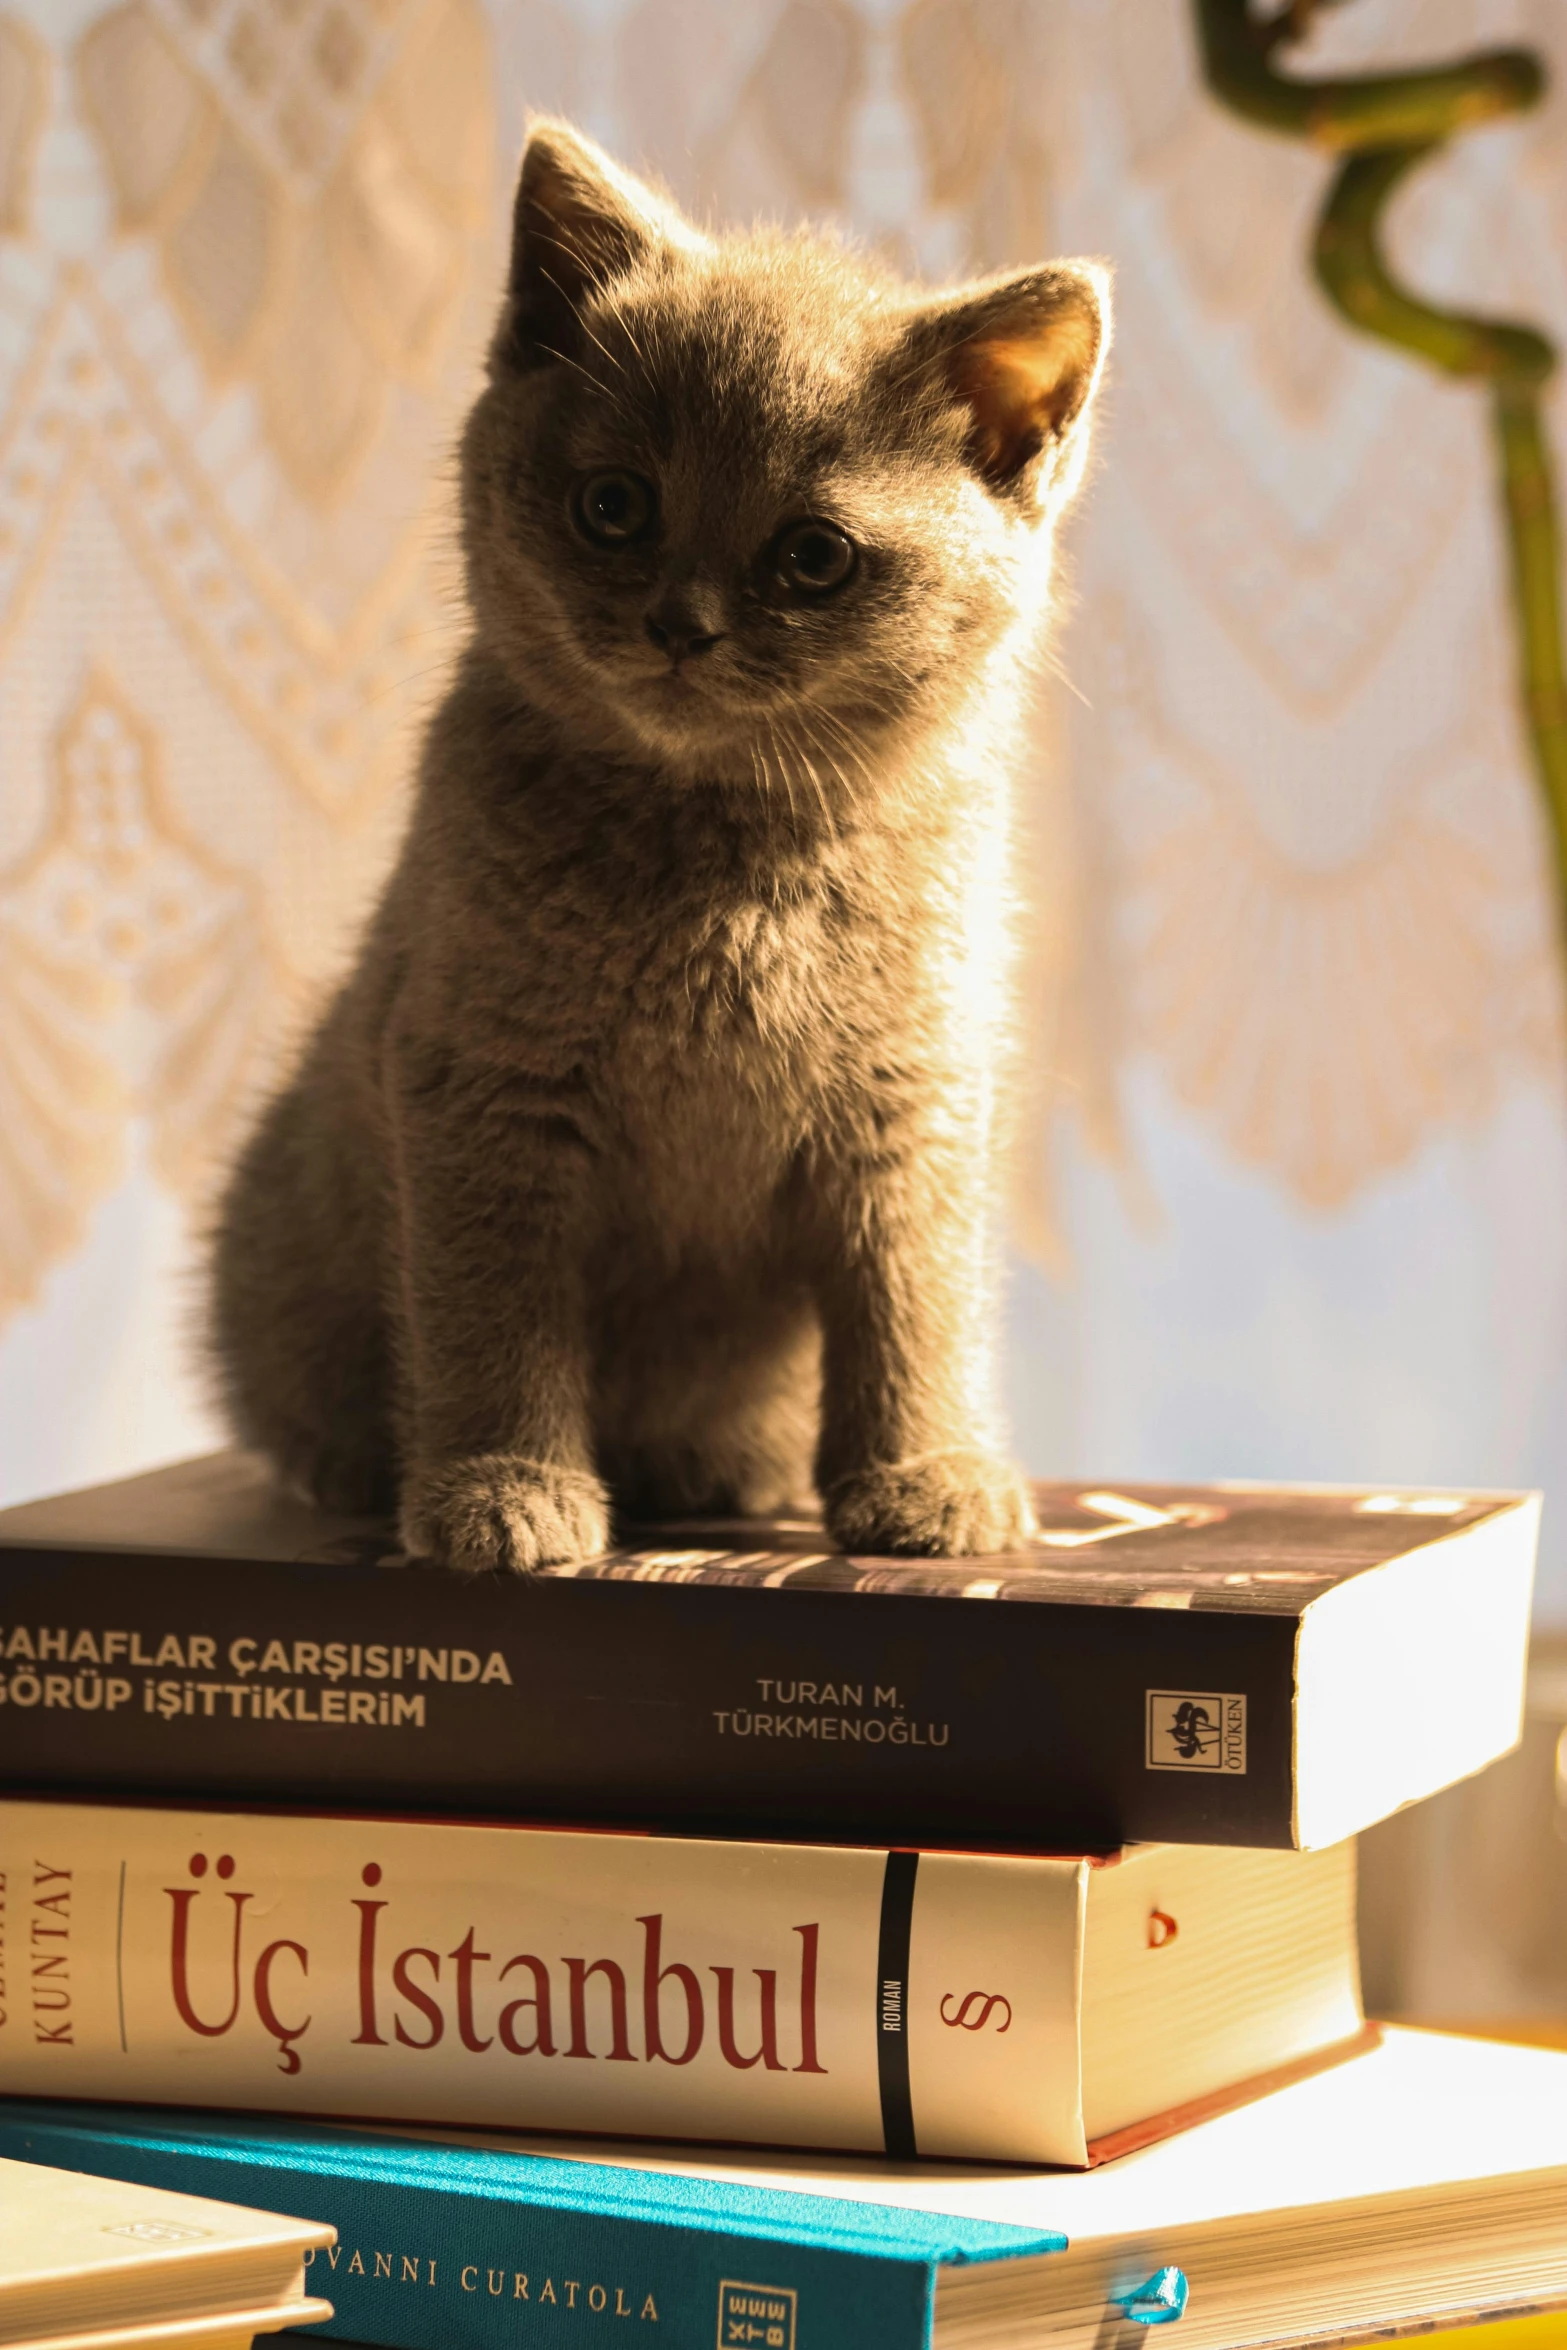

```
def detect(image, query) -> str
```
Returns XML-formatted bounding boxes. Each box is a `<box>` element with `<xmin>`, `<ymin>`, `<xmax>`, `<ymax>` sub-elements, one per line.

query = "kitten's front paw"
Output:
<box><xmin>825</xmin><ymin>1450</ymin><xmax>1035</xmax><ymax>1558</ymax></box>
<box><xmin>401</xmin><ymin>1455</ymin><xmax>610</xmax><ymax>1574</ymax></box>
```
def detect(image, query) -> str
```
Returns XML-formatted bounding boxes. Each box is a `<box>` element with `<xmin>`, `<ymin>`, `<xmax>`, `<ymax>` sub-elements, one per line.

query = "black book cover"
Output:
<box><xmin>0</xmin><ymin>1453</ymin><xmax>1537</xmax><ymax>1849</ymax></box>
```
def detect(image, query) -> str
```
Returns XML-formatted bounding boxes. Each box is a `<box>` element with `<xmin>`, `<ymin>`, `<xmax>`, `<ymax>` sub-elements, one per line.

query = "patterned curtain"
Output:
<box><xmin>0</xmin><ymin>0</ymin><xmax>493</xmax><ymax>1481</ymax></box>
<box><xmin>3</xmin><ymin>1</ymin><xmax>1566</xmax><ymax>1621</ymax></box>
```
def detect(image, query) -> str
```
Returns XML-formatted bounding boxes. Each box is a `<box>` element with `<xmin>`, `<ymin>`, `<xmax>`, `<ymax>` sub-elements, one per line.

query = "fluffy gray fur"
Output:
<box><xmin>207</xmin><ymin>122</ymin><xmax>1111</xmax><ymax>1571</ymax></box>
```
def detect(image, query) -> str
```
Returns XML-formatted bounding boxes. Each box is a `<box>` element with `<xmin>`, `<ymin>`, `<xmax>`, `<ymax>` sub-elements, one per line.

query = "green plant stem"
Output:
<box><xmin>1193</xmin><ymin>0</ymin><xmax>1567</xmax><ymax>948</ymax></box>
<box><xmin>1494</xmin><ymin>388</ymin><xmax>1567</xmax><ymax>873</ymax></box>
<box><xmin>1198</xmin><ymin>11</ymin><xmax>1541</xmax><ymax>151</ymax></box>
<box><xmin>1313</xmin><ymin>142</ymin><xmax>1554</xmax><ymax>384</ymax></box>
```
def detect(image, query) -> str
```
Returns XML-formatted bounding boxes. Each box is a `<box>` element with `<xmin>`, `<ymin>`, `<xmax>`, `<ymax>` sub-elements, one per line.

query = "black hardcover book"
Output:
<box><xmin>0</xmin><ymin>1453</ymin><xmax>1538</xmax><ymax>1850</ymax></box>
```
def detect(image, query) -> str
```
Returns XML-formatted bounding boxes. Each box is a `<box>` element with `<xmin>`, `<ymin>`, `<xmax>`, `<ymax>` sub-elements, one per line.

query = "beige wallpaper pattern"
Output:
<box><xmin>1055</xmin><ymin>0</ymin><xmax>1567</xmax><ymax>1211</ymax></box>
<box><xmin>0</xmin><ymin>0</ymin><xmax>492</xmax><ymax>1326</ymax></box>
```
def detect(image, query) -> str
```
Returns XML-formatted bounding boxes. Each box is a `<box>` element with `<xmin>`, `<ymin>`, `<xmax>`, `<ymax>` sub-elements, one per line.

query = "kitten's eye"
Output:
<box><xmin>772</xmin><ymin>520</ymin><xmax>857</xmax><ymax>597</ymax></box>
<box><xmin>574</xmin><ymin>471</ymin><xmax>656</xmax><ymax>546</ymax></box>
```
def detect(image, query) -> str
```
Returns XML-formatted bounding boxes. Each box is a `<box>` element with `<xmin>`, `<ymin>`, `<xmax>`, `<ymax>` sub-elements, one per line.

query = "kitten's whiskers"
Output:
<box><xmin>778</xmin><ymin>723</ymin><xmax>841</xmax><ymax>850</ymax></box>
<box><xmin>535</xmin><ymin>340</ymin><xmax>636</xmax><ymax>426</ymax></box>
<box><xmin>756</xmin><ymin>726</ymin><xmax>804</xmax><ymax>846</ymax></box>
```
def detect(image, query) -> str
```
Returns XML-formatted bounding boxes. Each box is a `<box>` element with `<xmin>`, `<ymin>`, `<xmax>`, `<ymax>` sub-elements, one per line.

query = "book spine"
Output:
<box><xmin>0</xmin><ymin>1799</ymin><xmax>1089</xmax><ymax>2164</ymax></box>
<box><xmin>0</xmin><ymin>2112</ymin><xmax>936</xmax><ymax>2350</ymax></box>
<box><xmin>0</xmin><ymin>1546</ymin><xmax>1301</xmax><ymax>1848</ymax></box>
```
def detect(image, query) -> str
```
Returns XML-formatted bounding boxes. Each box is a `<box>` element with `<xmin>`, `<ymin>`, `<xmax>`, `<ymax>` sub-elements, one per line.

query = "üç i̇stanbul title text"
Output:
<box><xmin>4</xmin><ymin>1850</ymin><xmax>830</xmax><ymax>2082</ymax></box>
<box><xmin>0</xmin><ymin>1629</ymin><xmax>512</xmax><ymax>1726</ymax></box>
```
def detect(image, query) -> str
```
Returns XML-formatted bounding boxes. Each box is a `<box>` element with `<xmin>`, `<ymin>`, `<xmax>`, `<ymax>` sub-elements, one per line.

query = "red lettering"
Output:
<box><xmin>352</xmin><ymin>1897</ymin><xmax>387</xmax><ymax>2045</ymax></box>
<box><xmin>253</xmin><ymin>1939</ymin><xmax>311</xmax><ymax>2075</ymax></box>
<box><xmin>712</xmin><ymin>1966</ymin><xmax>783</xmax><ymax>2070</ymax></box>
<box><xmin>448</xmin><ymin>1927</ymin><xmax>492</xmax><ymax>2052</ymax></box>
<box><xmin>638</xmin><ymin>1914</ymin><xmax>702</xmax><ymax>2065</ymax></box>
<box><xmin>391</xmin><ymin>1946</ymin><xmax>444</xmax><ymax>2048</ymax></box>
<box><xmin>498</xmin><ymin>1955</ymin><xmax>555</xmax><ymax>2056</ymax></box>
<box><xmin>166</xmin><ymin>1885</ymin><xmax>250</xmax><ymax>2039</ymax></box>
<box><xmin>563</xmin><ymin>1956</ymin><xmax>634</xmax><ymax>2060</ymax></box>
<box><xmin>794</xmin><ymin>1923</ymin><xmax>826</xmax><ymax>2073</ymax></box>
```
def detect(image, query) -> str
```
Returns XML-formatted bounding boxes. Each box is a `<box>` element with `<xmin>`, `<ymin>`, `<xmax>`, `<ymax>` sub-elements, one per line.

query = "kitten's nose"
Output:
<box><xmin>644</xmin><ymin>585</ymin><xmax>724</xmax><ymax>662</ymax></box>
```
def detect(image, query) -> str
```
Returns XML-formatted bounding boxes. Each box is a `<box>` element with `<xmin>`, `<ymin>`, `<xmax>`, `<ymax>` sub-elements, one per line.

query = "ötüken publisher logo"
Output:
<box><xmin>718</xmin><ymin>2282</ymin><xmax>797</xmax><ymax>2350</ymax></box>
<box><xmin>1145</xmin><ymin>1691</ymin><xmax>1247</xmax><ymax>1774</ymax></box>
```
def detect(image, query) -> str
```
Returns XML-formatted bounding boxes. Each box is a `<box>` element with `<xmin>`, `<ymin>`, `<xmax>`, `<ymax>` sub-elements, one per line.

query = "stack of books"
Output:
<box><xmin>0</xmin><ymin>1454</ymin><xmax>1564</xmax><ymax>2350</ymax></box>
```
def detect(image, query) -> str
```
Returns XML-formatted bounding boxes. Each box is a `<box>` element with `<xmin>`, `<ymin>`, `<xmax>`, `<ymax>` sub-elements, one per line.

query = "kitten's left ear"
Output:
<box><xmin>897</xmin><ymin>261</ymin><xmax>1111</xmax><ymax>501</ymax></box>
<box><xmin>499</xmin><ymin>119</ymin><xmax>706</xmax><ymax>370</ymax></box>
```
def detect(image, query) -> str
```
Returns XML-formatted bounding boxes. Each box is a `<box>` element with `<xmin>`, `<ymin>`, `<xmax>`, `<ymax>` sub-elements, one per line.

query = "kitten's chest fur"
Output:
<box><xmin>602</xmin><ymin>849</ymin><xmax>869</xmax><ymax>1238</ymax></box>
<box><xmin>414</xmin><ymin>700</ymin><xmax>1010</xmax><ymax>1263</ymax></box>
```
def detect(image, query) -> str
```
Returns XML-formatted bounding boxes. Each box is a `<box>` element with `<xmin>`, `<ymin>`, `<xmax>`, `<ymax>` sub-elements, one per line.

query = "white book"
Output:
<box><xmin>0</xmin><ymin>2156</ymin><xmax>333</xmax><ymax>2350</ymax></box>
<box><xmin>399</xmin><ymin>2028</ymin><xmax>1567</xmax><ymax>2350</ymax></box>
<box><xmin>0</xmin><ymin>1797</ymin><xmax>1365</xmax><ymax>2164</ymax></box>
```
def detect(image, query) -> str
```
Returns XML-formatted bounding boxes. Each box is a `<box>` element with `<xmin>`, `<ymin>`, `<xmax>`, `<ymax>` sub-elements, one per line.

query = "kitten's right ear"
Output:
<box><xmin>893</xmin><ymin>260</ymin><xmax>1111</xmax><ymax>505</ymax></box>
<box><xmin>498</xmin><ymin>120</ymin><xmax>704</xmax><ymax>371</ymax></box>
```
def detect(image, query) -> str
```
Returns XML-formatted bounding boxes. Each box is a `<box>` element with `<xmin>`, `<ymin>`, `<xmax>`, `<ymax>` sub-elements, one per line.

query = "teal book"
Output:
<box><xmin>5</xmin><ymin>2034</ymin><xmax>1567</xmax><ymax>2350</ymax></box>
<box><xmin>0</xmin><ymin>2102</ymin><xmax>1049</xmax><ymax>2350</ymax></box>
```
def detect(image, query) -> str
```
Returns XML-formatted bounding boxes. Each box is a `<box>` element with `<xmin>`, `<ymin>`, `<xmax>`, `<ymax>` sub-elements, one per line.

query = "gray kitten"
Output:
<box><xmin>207</xmin><ymin>123</ymin><xmax>1110</xmax><ymax>1573</ymax></box>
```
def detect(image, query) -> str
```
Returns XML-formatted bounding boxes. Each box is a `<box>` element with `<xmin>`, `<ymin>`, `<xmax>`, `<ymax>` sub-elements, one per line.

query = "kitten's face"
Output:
<box><xmin>461</xmin><ymin>129</ymin><xmax>1108</xmax><ymax>789</ymax></box>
